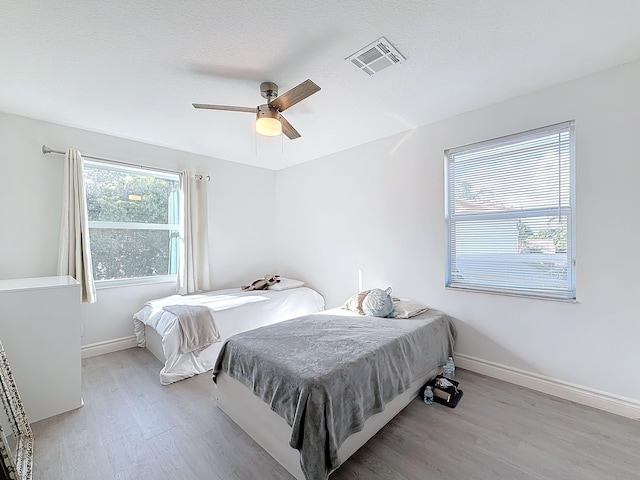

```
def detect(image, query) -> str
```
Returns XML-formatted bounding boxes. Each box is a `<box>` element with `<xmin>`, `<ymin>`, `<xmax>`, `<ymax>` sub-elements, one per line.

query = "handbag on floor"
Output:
<box><xmin>424</xmin><ymin>374</ymin><xmax>463</xmax><ymax>408</ymax></box>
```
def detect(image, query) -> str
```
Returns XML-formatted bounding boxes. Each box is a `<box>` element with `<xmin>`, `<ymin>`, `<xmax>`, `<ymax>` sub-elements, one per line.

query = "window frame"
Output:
<box><xmin>83</xmin><ymin>160</ymin><xmax>181</xmax><ymax>288</ymax></box>
<box><xmin>444</xmin><ymin>121</ymin><xmax>576</xmax><ymax>301</ymax></box>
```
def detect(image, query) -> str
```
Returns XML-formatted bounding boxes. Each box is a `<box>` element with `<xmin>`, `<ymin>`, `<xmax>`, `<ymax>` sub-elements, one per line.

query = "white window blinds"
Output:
<box><xmin>445</xmin><ymin>121</ymin><xmax>575</xmax><ymax>300</ymax></box>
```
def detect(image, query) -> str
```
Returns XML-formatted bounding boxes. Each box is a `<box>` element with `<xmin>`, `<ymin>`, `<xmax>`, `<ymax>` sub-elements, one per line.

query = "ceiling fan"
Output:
<box><xmin>193</xmin><ymin>79</ymin><xmax>321</xmax><ymax>139</ymax></box>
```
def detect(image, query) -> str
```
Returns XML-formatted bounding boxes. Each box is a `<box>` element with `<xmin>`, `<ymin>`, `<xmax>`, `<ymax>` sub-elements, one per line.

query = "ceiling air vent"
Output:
<box><xmin>346</xmin><ymin>37</ymin><xmax>405</xmax><ymax>76</ymax></box>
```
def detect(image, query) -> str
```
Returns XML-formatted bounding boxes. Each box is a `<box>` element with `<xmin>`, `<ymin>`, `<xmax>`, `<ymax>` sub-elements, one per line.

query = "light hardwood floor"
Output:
<box><xmin>32</xmin><ymin>348</ymin><xmax>640</xmax><ymax>480</ymax></box>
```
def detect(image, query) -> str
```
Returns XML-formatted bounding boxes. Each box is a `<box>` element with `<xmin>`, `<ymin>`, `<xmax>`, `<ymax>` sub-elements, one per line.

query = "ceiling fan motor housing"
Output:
<box><xmin>260</xmin><ymin>82</ymin><xmax>279</xmax><ymax>101</ymax></box>
<box><xmin>257</xmin><ymin>104</ymin><xmax>280</xmax><ymax>119</ymax></box>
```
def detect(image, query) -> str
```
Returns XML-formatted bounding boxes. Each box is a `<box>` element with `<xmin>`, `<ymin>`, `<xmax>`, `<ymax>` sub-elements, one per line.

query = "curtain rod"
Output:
<box><xmin>41</xmin><ymin>145</ymin><xmax>211</xmax><ymax>181</ymax></box>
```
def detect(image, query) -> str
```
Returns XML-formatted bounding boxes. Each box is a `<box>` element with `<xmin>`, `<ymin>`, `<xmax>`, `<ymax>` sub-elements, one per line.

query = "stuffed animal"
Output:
<box><xmin>241</xmin><ymin>274</ymin><xmax>281</xmax><ymax>291</ymax></box>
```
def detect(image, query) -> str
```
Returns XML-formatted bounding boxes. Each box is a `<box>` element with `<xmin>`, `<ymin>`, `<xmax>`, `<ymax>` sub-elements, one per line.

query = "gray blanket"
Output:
<box><xmin>163</xmin><ymin>304</ymin><xmax>220</xmax><ymax>355</ymax></box>
<box><xmin>213</xmin><ymin>310</ymin><xmax>456</xmax><ymax>480</ymax></box>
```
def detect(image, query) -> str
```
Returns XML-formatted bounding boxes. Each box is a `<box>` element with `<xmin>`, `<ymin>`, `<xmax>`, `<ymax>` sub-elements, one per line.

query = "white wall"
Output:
<box><xmin>276</xmin><ymin>60</ymin><xmax>640</xmax><ymax>402</ymax></box>
<box><xmin>0</xmin><ymin>112</ymin><xmax>276</xmax><ymax>347</ymax></box>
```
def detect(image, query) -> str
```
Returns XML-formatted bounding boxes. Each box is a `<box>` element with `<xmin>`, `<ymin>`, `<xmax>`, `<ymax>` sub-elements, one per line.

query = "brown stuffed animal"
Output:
<box><xmin>241</xmin><ymin>274</ymin><xmax>281</xmax><ymax>291</ymax></box>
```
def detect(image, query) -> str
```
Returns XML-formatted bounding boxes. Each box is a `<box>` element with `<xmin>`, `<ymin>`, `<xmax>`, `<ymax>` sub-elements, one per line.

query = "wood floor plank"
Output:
<box><xmin>30</xmin><ymin>348</ymin><xmax>640</xmax><ymax>480</ymax></box>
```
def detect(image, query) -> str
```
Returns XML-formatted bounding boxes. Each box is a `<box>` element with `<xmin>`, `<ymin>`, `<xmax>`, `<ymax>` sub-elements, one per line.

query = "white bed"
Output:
<box><xmin>212</xmin><ymin>307</ymin><xmax>456</xmax><ymax>480</ymax></box>
<box><xmin>133</xmin><ymin>286</ymin><xmax>325</xmax><ymax>384</ymax></box>
<box><xmin>215</xmin><ymin>364</ymin><xmax>432</xmax><ymax>480</ymax></box>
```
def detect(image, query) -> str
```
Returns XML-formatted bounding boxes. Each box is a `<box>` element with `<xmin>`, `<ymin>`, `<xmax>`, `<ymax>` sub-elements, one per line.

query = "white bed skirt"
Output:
<box><xmin>213</xmin><ymin>369</ymin><xmax>436</xmax><ymax>479</ymax></box>
<box><xmin>144</xmin><ymin>324</ymin><xmax>165</xmax><ymax>363</ymax></box>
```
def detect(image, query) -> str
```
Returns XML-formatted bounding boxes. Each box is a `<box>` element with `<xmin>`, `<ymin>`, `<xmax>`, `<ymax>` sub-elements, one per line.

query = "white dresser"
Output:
<box><xmin>0</xmin><ymin>275</ymin><xmax>82</xmax><ymax>422</ymax></box>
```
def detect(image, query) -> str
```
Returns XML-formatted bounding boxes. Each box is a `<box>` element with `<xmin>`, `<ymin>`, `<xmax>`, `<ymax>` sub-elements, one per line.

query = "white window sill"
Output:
<box><xmin>445</xmin><ymin>285</ymin><xmax>578</xmax><ymax>303</ymax></box>
<box><xmin>95</xmin><ymin>275</ymin><xmax>177</xmax><ymax>289</ymax></box>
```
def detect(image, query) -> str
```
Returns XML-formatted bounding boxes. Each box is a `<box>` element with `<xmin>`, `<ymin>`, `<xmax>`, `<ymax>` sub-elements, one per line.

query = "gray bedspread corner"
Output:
<box><xmin>163</xmin><ymin>304</ymin><xmax>221</xmax><ymax>355</ymax></box>
<box><xmin>432</xmin><ymin>308</ymin><xmax>457</xmax><ymax>355</ymax></box>
<box><xmin>214</xmin><ymin>312</ymin><xmax>456</xmax><ymax>480</ymax></box>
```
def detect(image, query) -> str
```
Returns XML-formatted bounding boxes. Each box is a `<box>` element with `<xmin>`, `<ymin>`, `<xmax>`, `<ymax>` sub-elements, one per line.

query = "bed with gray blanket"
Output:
<box><xmin>212</xmin><ymin>308</ymin><xmax>456</xmax><ymax>480</ymax></box>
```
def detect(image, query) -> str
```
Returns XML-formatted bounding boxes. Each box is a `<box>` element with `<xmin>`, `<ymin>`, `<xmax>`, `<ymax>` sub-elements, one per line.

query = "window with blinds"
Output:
<box><xmin>445</xmin><ymin>121</ymin><xmax>575</xmax><ymax>300</ymax></box>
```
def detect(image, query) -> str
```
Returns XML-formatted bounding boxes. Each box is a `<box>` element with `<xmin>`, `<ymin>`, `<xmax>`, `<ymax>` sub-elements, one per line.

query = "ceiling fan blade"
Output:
<box><xmin>269</xmin><ymin>79</ymin><xmax>320</xmax><ymax>112</ymax></box>
<box><xmin>280</xmin><ymin>114</ymin><xmax>301</xmax><ymax>140</ymax></box>
<box><xmin>192</xmin><ymin>104</ymin><xmax>257</xmax><ymax>113</ymax></box>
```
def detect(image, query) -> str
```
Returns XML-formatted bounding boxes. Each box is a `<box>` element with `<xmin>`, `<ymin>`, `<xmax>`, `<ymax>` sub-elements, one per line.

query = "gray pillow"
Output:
<box><xmin>361</xmin><ymin>287</ymin><xmax>394</xmax><ymax>318</ymax></box>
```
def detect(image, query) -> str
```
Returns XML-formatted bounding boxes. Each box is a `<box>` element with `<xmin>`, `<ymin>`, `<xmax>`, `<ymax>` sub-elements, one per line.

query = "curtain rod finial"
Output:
<box><xmin>42</xmin><ymin>145</ymin><xmax>52</xmax><ymax>154</ymax></box>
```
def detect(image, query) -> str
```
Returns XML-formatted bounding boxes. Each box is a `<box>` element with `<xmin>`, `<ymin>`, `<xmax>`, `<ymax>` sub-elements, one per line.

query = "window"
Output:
<box><xmin>445</xmin><ymin>122</ymin><xmax>575</xmax><ymax>300</ymax></box>
<box><xmin>84</xmin><ymin>161</ymin><xmax>180</xmax><ymax>285</ymax></box>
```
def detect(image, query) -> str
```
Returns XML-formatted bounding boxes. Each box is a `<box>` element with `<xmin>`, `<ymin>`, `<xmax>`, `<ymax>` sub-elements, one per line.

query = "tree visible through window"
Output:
<box><xmin>84</xmin><ymin>161</ymin><xmax>180</xmax><ymax>283</ymax></box>
<box><xmin>445</xmin><ymin>122</ymin><xmax>576</xmax><ymax>300</ymax></box>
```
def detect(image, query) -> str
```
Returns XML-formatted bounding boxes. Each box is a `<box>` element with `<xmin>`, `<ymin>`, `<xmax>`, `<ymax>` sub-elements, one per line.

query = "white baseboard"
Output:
<box><xmin>455</xmin><ymin>353</ymin><xmax>640</xmax><ymax>421</ymax></box>
<box><xmin>81</xmin><ymin>335</ymin><xmax>138</xmax><ymax>359</ymax></box>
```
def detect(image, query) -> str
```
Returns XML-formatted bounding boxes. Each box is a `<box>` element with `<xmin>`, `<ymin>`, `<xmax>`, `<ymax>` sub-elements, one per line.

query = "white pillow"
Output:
<box><xmin>392</xmin><ymin>299</ymin><xmax>429</xmax><ymax>319</ymax></box>
<box><xmin>268</xmin><ymin>277</ymin><xmax>305</xmax><ymax>291</ymax></box>
<box><xmin>343</xmin><ymin>291</ymin><xmax>369</xmax><ymax>314</ymax></box>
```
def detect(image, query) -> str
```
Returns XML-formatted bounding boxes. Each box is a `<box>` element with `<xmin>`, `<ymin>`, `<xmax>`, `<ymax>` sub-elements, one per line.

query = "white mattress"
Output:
<box><xmin>133</xmin><ymin>286</ymin><xmax>325</xmax><ymax>384</ymax></box>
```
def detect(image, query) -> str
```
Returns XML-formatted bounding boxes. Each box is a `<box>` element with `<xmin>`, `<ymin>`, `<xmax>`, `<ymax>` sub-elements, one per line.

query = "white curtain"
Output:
<box><xmin>57</xmin><ymin>148</ymin><xmax>97</xmax><ymax>303</ymax></box>
<box><xmin>177</xmin><ymin>172</ymin><xmax>211</xmax><ymax>294</ymax></box>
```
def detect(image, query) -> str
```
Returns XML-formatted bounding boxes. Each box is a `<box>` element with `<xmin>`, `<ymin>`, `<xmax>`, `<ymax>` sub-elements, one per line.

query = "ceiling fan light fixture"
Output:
<box><xmin>256</xmin><ymin>106</ymin><xmax>282</xmax><ymax>136</ymax></box>
<box><xmin>256</xmin><ymin>117</ymin><xmax>281</xmax><ymax>136</ymax></box>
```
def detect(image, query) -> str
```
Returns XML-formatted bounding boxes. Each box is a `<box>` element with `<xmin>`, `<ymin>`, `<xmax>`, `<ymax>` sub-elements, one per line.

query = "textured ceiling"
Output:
<box><xmin>2</xmin><ymin>1</ymin><xmax>640</xmax><ymax>170</ymax></box>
